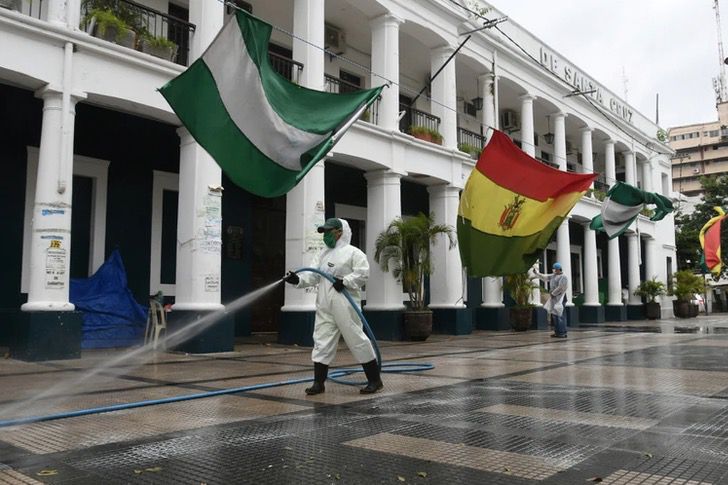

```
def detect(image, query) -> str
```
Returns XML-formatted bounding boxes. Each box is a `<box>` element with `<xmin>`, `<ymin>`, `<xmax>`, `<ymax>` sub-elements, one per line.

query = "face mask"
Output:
<box><xmin>323</xmin><ymin>231</ymin><xmax>337</xmax><ymax>248</ymax></box>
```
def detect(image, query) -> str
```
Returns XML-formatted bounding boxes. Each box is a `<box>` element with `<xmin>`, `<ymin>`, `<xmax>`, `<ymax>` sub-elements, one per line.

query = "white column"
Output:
<box><xmin>364</xmin><ymin>170</ymin><xmax>405</xmax><ymax>310</ymax></box>
<box><xmin>604</xmin><ymin>139</ymin><xmax>616</xmax><ymax>187</ymax></box>
<box><xmin>641</xmin><ymin>159</ymin><xmax>653</xmax><ymax>193</ymax></box>
<box><xmin>482</xmin><ymin>277</ymin><xmax>503</xmax><ymax>308</ymax></box>
<box><xmin>480</xmin><ymin>73</ymin><xmax>495</xmax><ymax>138</ymax></box>
<box><xmin>553</xmin><ymin>112</ymin><xmax>573</xmax><ymax>303</ymax></box>
<box><xmin>428</xmin><ymin>185</ymin><xmax>465</xmax><ymax>308</ymax></box>
<box><xmin>173</xmin><ymin>1</ymin><xmax>224</xmax><ymax>312</ymax></box>
<box><xmin>67</xmin><ymin>0</ymin><xmax>81</xmax><ymax>29</ymax></box>
<box><xmin>46</xmin><ymin>0</ymin><xmax>67</xmax><ymax>26</ymax></box>
<box><xmin>173</xmin><ymin>129</ymin><xmax>224</xmax><ymax>311</ymax></box>
<box><xmin>607</xmin><ymin>236</ymin><xmax>623</xmax><ymax>306</ymax></box>
<box><xmin>624</xmin><ymin>151</ymin><xmax>636</xmax><ymax>185</ymax></box>
<box><xmin>583</xmin><ymin>223</ymin><xmax>599</xmax><ymax>306</ymax></box>
<box><xmin>519</xmin><ymin>94</ymin><xmax>535</xmax><ymax>156</ymax></box>
<box><xmin>294</xmin><ymin>0</ymin><xmax>325</xmax><ymax>90</ymax></box>
<box><xmin>553</xmin><ymin>112</ymin><xmax>567</xmax><ymax>170</ymax></box>
<box><xmin>644</xmin><ymin>238</ymin><xmax>657</xmax><ymax>281</ymax></box>
<box><xmin>580</xmin><ymin>127</ymin><xmax>594</xmax><ymax>188</ymax></box>
<box><xmin>626</xmin><ymin>233</ymin><xmax>641</xmax><ymax>305</ymax></box>
<box><xmin>370</xmin><ymin>14</ymin><xmax>402</xmax><ymax>131</ymax></box>
<box><xmin>430</xmin><ymin>45</ymin><xmax>458</xmax><ymax>149</ymax></box>
<box><xmin>283</xmin><ymin>0</ymin><xmax>327</xmax><ymax>312</ymax></box>
<box><xmin>22</xmin><ymin>89</ymin><xmax>80</xmax><ymax>311</ymax></box>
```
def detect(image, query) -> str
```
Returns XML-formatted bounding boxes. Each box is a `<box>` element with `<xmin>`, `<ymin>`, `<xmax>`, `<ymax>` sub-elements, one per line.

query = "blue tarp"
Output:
<box><xmin>70</xmin><ymin>250</ymin><xmax>147</xmax><ymax>349</ymax></box>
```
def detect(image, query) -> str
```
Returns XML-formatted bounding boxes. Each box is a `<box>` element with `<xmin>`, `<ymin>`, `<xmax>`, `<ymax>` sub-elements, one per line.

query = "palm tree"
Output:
<box><xmin>373</xmin><ymin>213</ymin><xmax>456</xmax><ymax>310</ymax></box>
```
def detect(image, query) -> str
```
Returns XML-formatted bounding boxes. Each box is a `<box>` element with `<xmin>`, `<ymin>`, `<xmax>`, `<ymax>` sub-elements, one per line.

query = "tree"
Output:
<box><xmin>674</xmin><ymin>174</ymin><xmax>728</xmax><ymax>277</ymax></box>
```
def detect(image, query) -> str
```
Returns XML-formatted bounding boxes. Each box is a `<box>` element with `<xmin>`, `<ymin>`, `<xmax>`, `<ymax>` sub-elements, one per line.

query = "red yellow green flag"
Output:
<box><xmin>699</xmin><ymin>207</ymin><xmax>726</xmax><ymax>274</ymax></box>
<box><xmin>458</xmin><ymin>130</ymin><xmax>596</xmax><ymax>277</ymax></box>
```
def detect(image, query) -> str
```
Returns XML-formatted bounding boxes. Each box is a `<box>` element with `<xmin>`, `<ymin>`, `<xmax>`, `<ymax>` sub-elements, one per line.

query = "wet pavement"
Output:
<box><xmin>2</xmin><ymin>315</ymin><xmax>728</xmax><ymax>484</ymax></box>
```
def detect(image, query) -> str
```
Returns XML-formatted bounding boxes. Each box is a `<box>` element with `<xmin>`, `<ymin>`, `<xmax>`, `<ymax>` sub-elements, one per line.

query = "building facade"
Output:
<box><xmin>0</xmin><ymin>0</ymin><xmax>676</xmax><ymax>360</ymax></box>
<box><xmin>669</xmin><ymin>102</ymin><xmax>728</xmax><ymax>197</ymax></box>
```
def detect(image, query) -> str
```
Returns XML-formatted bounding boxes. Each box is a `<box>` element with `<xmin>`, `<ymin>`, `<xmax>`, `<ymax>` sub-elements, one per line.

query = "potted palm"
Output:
<box><xmin>457</xmin><ymin>142</ymin><xmax>481</xmax><ymax>158</ymax></box>
<box><xmin>634</xmin><ymin>278</ymin><xmax>667</xmax><ymax>320</ymax></box>
<box><xmin>671</xmin><ymin>270</ymin><xmax>704</xmax><ymax>318</ymax></box>
<box><xmin>83</xmin><ymin>9</ymin><xmax>136</xmax><ymax>48</ymax></box>
<box><xmin>374</xmin><ymin>213</ymin><xmax>456</xmax><ymax>341</ymax></box>
<box><xmin>503</xmin><ymin>273</ymin><xmax>536</xmax><ymax>331</ymax></box>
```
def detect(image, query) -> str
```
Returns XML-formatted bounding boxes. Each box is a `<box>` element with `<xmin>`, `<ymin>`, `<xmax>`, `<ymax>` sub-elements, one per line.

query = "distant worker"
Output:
<box><xmin>284</xmin><ymin>218</ymin><xmax>383</xmax><ymax>395</ymax></box>
<box><xmin>530</xmin><ymin>262</ymin><xmax>569</xmax><ymax>338</ymax></box>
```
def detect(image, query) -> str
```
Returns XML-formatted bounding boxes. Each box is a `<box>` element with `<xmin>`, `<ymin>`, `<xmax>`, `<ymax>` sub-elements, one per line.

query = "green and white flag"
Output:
<box><xmin>590</xmin><ymin>182</ymin><xmax>673</xmax><ymax>238</ymax></box>
<box><xmin>160</xmin><ymin>10</ymin><xmax>383</xmax><ymax>198</ymax></box>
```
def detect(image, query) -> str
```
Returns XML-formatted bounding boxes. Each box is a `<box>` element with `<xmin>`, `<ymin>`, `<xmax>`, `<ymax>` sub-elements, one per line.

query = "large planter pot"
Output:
<box><xmin>139</xmin><ymin>38</ymin><xmax>178</xmax><ymax>62</ymax></box>
<box><xmin>93</xmin><ymin>23</ymin><xmax>136</xmax><ymax>49</ymax></box>
<box><xmin>673</xmin><ymin>300</ymin><xmax>692</xmax><ymax>318</ymax></box>
<box><xmin>689</xmin><ymin>303</ymin><xmax>699</xmax><ymax>317</ymax></box>
<box><xmin>645</xmin><ymin>302</ymin><xmax>661</xmax><ymax>320</ymax></box>
<box><xmin>403</xmin><ymin>310</ymin><xmax>432</xmax><ymax>341</ymax></box>
<box><xmin>509</xmin><ymin>307</ymin><xmax>532</xmax><ymax>331</ymax></box>
<box><xmin>411</xmin><ymin>131</ymin><xmax>442</xmax><ymax>145</ymax></box>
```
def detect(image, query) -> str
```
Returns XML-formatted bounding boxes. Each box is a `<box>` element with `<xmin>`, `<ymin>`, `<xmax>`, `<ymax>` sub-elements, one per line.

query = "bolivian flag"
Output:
<box><xmin>699</xmin><ymin>207</ymin><xmax>726</xmax><ymax>274</ymax></box>
<box><xmin>458</xmin><ymin>130</ymin><xmax>596</xmax><ymax>277</ymax></box>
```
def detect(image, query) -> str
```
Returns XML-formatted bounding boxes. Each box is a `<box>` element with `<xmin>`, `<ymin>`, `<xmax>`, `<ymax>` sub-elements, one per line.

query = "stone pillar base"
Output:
<box><xmin>10</xmin><ymin>310</ymin><xmax>83</xmax><ymax>361</ymax></box>
<box><xmin>278</xmin><ymin>311</ymin><xmax>315</xmax><ymax>347</ymax></box>
<box><xmin>476</xmin><ymin>307</ymin><xmax>509</xmax><ymax>330</ymax></box>
<box><xmin>532</xmin><ymin>307</ymin><xmax>548</xmax><ymax>330</ymax></box>
<box><xmin>167</xmin><ymin>309</ymin><xmax>234</xmax><ymax>353</ymax></box>
<box><xmin>605</xmin><ymin>305</ymin><xmax>627</xmax><ymax>322</ymax></box>
<box><xmin>627</xmin><ymin>304</ymin><xmax>645</xmax><ymax>320</ymax></box>
<box><xmin>363</xmin><ymin>309</ymin><xmax>404</xmax><ymax>341</ymax></box>
<box><xmin>432</xmin><ymin>308</ymin><xmax>472</xmax><ymax>335</ymax></box>
<box><xmin>565</xmin><ymin>306</ymin><xmax>580</xmax><ymax>328</ymax></box>
<box><xmin>579</xmin><ymin>305</ymin><xmax>605</xmax><ymax>324</ymax></box>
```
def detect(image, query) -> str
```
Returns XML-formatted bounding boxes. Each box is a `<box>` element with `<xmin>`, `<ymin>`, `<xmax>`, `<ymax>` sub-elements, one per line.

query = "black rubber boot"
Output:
<box><xmin>305</xmin><ymin>362</ymin><xmax>328</xmax><ymax>395</ymax></box>
<box><xmin>360</xmin><ymin>359</ymin><xmax>383</xmax><ymax>394</ymax></box>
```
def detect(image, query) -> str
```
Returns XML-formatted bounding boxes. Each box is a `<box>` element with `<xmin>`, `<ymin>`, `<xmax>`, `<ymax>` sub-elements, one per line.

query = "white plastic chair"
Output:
<box><xmin>145</xmin><ymin>299</ymin><xmax>167</xmax><ymax>350</ymax></box>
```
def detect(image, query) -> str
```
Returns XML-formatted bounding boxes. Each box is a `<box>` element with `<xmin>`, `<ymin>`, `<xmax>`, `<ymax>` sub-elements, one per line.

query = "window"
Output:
<box><xmin>150</xmin><ymin>170</ymin><xmax>179</xmax><ymax>296</ymax></box>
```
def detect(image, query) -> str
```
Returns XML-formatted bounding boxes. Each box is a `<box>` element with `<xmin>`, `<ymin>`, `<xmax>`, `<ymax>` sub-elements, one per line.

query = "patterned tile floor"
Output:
<box><xmin>2</xmin><ymin>315</ymin><xmax>728</xmax><ymax>484</ymax></box>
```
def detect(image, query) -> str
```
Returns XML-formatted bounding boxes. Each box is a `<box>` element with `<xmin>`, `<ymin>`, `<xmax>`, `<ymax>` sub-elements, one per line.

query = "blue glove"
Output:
<box><xmin>333</xmin><ymin>278</ymin><xmax>345</xmax><ymax>292</ymax></box>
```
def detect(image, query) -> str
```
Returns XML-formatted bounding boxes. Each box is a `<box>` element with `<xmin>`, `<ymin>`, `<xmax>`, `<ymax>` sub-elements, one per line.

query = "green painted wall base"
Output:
<box><xmin>476</xmin><ymin>307</ymin><xmax>509</xmax><ymax>330</ymax></box>
<box><xmin>167</xmin><ymin>310</ymin><xmax>234</xmax><ymax>353</ymax></box>
<box><xmin>278</xmin><ymin>311</ymin><xmax>315</xmax><ymax>347</ymax></box>
<box><xmin>532</xmin><ymin>307</ymin><xmax>548</xmax><ymax>330</ymax></box>
<box><xmin>605</xmin><ymin>305</ymin><xmax>627</xmax><ymax>321</ymax></box>
<box><xmin>10</xmin><ymin>310</ymin><xmax>83</xmax><ymax>361</ymax></box>
<box><xmin>432</xmin><ymin>308</ymin><xmax>472</xmax><ymax>335</ymax></box>
<box><xmin>565</xmin><ymin>306</ymin><xmax>580</xmax><ymax>328</ymax></box>
<box><xmin>363</xmin><ymin>310</ymin><xmax>404</xmax><ymax>341</ymax></box>
<box><xmin>579</xmin><ymin>305</ymin><xmax>605</xmax><ymax>324</ymax></box>
<box><xmin>627</xmin><ymin>304</ymin><xmax>645</xmax><ymax>320</ymax></box>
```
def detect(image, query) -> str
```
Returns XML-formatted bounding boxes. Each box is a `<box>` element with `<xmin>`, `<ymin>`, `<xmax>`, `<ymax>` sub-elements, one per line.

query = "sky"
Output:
<box><xmin>493</xmin><ymin>0</ymin><xmax>725</xmax><ymax>129</ymax></box>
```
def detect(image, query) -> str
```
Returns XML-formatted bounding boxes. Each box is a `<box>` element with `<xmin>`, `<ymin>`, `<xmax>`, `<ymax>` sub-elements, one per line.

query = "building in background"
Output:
<box><xmin>668</xmin><ymin>102</ymin><xmax>728</xmax><ymax>198</ymax></box>
<box><xmin>0</xmin><ymin>0</ymin><xmax>675</xmax><ymax>360</ymax></box>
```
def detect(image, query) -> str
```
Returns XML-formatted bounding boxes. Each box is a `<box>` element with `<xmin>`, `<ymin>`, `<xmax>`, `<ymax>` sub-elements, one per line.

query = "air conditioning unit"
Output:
<box><xmin>325</xmin><ymin>24</ymin><xmax>346</xmax><ymax>54</ymax></box>
<box><xmin>501</xmin><ymin>110</ymin><xmax>518</xmax><ymax>130</ymax></box>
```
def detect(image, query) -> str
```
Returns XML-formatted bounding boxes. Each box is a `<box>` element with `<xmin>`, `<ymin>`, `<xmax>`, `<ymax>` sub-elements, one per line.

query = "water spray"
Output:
<box><xmin>0</xmin><ymin>268</ymin><xmax>433</xmax><ymax>428</ymax></box>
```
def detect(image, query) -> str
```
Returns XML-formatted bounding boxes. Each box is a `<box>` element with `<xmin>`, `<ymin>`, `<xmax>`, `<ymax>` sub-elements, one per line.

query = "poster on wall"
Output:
<box><xmin>45</xmin><ymin>239</ymin><xmax>67</xmax><ymax>289</ymax></box>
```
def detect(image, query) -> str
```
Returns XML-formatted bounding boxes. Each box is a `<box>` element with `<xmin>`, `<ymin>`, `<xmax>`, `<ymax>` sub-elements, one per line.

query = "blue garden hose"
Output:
<box><xmin>0</xmin><ymin>268</ymin><xmax>433</xmax><ymax>428</ymax></box>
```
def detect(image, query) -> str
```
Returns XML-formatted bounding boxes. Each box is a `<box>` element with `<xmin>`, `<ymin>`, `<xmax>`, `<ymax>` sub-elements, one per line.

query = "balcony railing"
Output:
<box><xmin>269</xmin><ymin>51</ymin><xmax>303</xmax><ymax>84</ymax></box>
<box><xmin>8</xmin><ymin>0</ymin><xmax>44</xmax><ymax>19</ymax></box>
<box><xmin>324</xmin><ymin>74</ymin><xmax>361</xmax><ymax>94</ymax></box>
<box><xmin>399</xmin><ymin>103</ymin><xmax>440</xmax><ymax>135</ymax></box>
<box><xmin>457</xmin><ymin>128</ymin><xmax>486</xmax><ymax>151</ymax></box>
<box><xmin>80</xmin><ymin>0</ymin><xmax>195</xmax><ymax>66</ymax></box>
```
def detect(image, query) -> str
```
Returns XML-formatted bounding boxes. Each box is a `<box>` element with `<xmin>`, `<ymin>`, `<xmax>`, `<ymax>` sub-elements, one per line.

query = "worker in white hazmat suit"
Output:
<box><xmin>284</xmin><ymin>218</ymin><xmax>383</xmax><ymax>395</ymax></box>
<box><xmin>529</xmin><ymin>262</ymin><xmax>569</xmax><ymax>338</ymax></box>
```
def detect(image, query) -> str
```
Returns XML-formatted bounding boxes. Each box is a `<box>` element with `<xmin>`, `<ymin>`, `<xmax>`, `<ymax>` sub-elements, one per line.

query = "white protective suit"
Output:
<box><xmin>295</xmin><ymin>219</ymin><xmax>377</xmax><ymax>365</ymax></box>
<box><xmin>531</xmin><ymin>269</ymin><xmax>568</xmax><ymax>317</ymax></box>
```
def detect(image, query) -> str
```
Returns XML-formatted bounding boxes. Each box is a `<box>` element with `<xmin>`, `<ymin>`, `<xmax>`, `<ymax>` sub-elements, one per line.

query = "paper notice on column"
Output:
<box><xmin>200</xmin><ymin>191</ymin><xmax>222</xmax><ymax>254</ymax></box>
<box><xmin>204</xmin><ymin>274</ymin><xmax>220</xmax><ymax>292</ymax></box>
<box><xmin>45</xmin><ymin>242</ymin><xmax>67</xmax><ymax>289</ymax></box>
